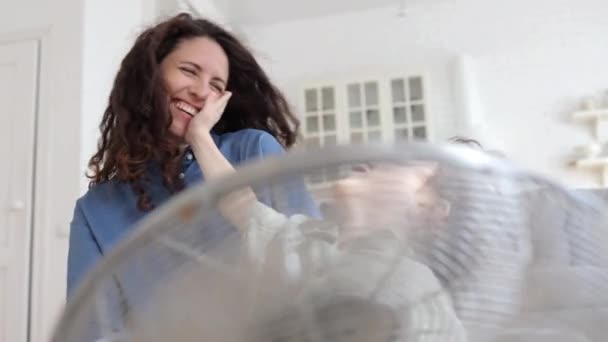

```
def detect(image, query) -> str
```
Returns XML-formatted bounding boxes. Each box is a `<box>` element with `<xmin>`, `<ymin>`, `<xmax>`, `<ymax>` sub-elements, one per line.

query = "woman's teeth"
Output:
<box><xmin>175</xmin><ymin>101</ymin><xmax>197</xmax><ymax>116</ymax></box>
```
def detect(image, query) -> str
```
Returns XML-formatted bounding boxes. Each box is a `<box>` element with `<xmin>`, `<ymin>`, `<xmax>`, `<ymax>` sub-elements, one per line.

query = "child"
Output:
<box><xmin>129</xmin><ymin>163</ymin><xmax>469</xmax><ymax>342</ymax></box>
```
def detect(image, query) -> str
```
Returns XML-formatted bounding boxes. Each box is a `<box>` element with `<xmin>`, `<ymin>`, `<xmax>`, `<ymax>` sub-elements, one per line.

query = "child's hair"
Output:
<box><xmin>448</xmin><ymin>136</ymin><xmax>483</xmax><ymax>149</ymax></box>
<box><xmin>449</xmin><ymin>136</ymin><xmax>505</xmax><ymax>158</ymax></box>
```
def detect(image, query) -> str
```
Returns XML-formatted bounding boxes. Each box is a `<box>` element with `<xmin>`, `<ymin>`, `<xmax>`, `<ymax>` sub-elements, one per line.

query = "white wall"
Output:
<box><xmin>0</xmin><ymin>0</ymin><xmax>83</xmax><ymax>340</ymax></box>
<box><xmin>188</xmin><ymin>0</ymin><xmax>228</xmax><ymax>25</ymax></box>
<box><xmin>81</xmin><ymin>0</ymin><xmax>150</xmax><ymax>192</ymax></box>
<box><xmin>243</xmin><ymin>0</ymin><xmax>608</xmax><ymax>187</ymax></box>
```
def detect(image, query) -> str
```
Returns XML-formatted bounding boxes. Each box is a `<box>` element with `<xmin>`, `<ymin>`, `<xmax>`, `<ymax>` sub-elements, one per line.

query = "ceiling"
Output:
<box><xmin>212</xmin><ymin>0</ymin><xmax>403</xmax><ymax>26</ymax></box>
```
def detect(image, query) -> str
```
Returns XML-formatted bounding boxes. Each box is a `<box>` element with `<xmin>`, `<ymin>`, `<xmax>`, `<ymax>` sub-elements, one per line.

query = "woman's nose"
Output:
<box><xmin>189</xmin><ymin>81</ymin><xmax>211</xmax><ymax>99</ymax></box>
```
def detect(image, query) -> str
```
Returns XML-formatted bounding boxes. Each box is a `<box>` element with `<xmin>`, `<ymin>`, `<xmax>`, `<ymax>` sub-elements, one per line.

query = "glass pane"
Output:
<box><xmin>321</xmin><ymin>87</ymin><xmax>335</xmax><ymax>110</ymax></box>
<box><xmin>409</xmin><ymin>77</ymin><xmax>423</xmax><ymax>101</ymax></box>
<box><xmin>368</xmin><ymin>130</ymin><xmax>382</xmax><ymax>142</ymax></box>
<box><xmin>366</xmin><ymin>109</ymin><xmax>380</xmax><ymax>127</ymax></box>
<box><xmin>324</xmin><ymin>135</ymin><xmax>337</xmax><ymax>145</ymax></box>
<box><xmin>349</xmin><ymin>111</ymin><xmax>363</xmax><ymax>128</ymax></box>
<box><xmin>305</xmin><ymin>88</ymin><xmax>318</xmax><ymax>112</ymax></box>
<box><xmin>393</xmin><ymin>106</ymin><xmax>407</xmax><ymax>123</ymax></box>
<box><xmin>305</xmin><ymin>137</ymin><xmax>320</xmax><ymax>147</ymax></box>
<box><xmin>391</xmin><ymin>78</ymin><xmax>406</xmax><ymax>103</ymax></box>
<box><xmin>411</xmin><ymin>104</ymin><xmax>425</xmax><ymax>122</ymax></box>
<box><xmin>323</xmin><ymin>114</ymin><xmax>336</xmax><ymax>131</ymax></box>
<box><xmin>347</xmin><ymin>83</ymin><xmax>361</xmax><ymax>108</ymax></box>
<box><xmin>413</xmin><ymin>126</ymin><xmax>427</xmax><ymax>140</ymax></box>
<box><xmin>350</xmin><ymin>132</ymin><xmax>364</xmax><ymax>143</ymax></box>
<box><xmin>306</xmin><ymin>116</ymin><xmax>319</xmax><ymax>133</ymax></box>
<box><xmin>364</xmin><ymin>81</ymin><xmax>379</xmax><ymax>106</ymax></box>
<box><xmin>395</xmin><ymin>128</ymin><xmax>409</xmax><ymax>140</ymax></box>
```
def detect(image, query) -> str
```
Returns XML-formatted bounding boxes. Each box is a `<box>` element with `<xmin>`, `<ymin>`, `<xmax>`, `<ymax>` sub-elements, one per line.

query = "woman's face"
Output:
<box><xmin>160</xmin><ymin>36</ymin><xmax>229</xmax><ymax>139</ymax></box>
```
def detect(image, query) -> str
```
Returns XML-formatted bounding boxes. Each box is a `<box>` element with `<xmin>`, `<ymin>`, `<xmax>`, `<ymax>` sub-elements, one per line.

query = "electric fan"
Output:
<box><xmin>53</xmin><ymin>143</ymin><xmax>608</xmax><ymax>342</ymax></box>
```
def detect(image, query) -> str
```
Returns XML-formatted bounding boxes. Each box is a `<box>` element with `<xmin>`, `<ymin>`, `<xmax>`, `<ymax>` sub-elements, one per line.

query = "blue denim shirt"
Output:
<box><xmin>67</xmin><ymin>129</ymin><xmax>319</xmax><ymax>298</ymax></box>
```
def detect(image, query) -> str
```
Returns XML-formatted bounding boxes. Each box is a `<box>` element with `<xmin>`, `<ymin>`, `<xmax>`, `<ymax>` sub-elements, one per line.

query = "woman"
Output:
<box><xmin>67</xmin><ymin>13</ymin><xmax>318</xmax><ymax>297</ymax></box>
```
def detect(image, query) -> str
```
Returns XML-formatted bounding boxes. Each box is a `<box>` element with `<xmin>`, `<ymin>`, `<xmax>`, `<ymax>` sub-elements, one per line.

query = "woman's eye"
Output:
<box><xmin>211</xmin><ymin>84</ymin><xmax>224</xmax><ymax>92</ymax></box>
<box><xmin>180</xmin><ymin>67</ymin><xmax>196</xmax><ymax>75</ymax></box>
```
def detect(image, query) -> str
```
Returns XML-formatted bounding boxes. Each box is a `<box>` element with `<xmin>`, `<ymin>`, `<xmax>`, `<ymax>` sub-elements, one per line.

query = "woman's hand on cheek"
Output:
<box><xmin>185</xmin><ymin>91</ymin><xmax>232</xmax><ymax>144</ymax></box>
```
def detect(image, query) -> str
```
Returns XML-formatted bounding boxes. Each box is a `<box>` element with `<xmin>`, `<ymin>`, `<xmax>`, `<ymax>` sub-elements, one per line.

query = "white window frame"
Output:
<box><xmin>296</xmin><ymin>69</ymin><xmax>434</xmax><ymax>193</ymax></box>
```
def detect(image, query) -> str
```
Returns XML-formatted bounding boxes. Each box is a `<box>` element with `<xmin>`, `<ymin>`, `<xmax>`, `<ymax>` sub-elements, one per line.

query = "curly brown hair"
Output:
<box><xmin>87</xmin><ymin>13</ymin><xmax>300</xmax><ymax>211</ymax></box>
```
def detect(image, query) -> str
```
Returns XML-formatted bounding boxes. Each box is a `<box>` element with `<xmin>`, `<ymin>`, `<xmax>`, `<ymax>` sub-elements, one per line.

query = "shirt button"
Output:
<box><xmin>179</xmin><ymin>173</ymin><xmax>185</xmax><ymax>179</ymax></box>
<box><xmin>186</xmin><ymin>153</ymin><xmax>193</xmax><ymax>160</ymax></box>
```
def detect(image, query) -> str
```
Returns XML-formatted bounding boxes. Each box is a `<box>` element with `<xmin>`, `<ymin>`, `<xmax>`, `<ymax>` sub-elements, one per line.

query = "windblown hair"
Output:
<box><xmin>87</xmin><ymin>13</ymin><xmax>300</xmax><ymax>211</ymax></box>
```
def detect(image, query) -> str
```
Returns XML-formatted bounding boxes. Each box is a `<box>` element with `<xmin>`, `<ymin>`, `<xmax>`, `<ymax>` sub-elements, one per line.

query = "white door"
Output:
<box><xmin>0</xmin><ymin>39</ymin><xmax>39</xmax><ymax>342</ymax></box>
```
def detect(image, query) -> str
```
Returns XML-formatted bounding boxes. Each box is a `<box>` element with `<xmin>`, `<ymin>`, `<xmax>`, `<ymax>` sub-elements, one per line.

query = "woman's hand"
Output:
<box><xmin>182</xmin><ymin>90</ymin><xmax>263</xmax><ymax>235</ymax></box>
<box><xmin>185</xmin><ymin>91</ymin><xmax>232</xmax><ymax>144</ymax></box>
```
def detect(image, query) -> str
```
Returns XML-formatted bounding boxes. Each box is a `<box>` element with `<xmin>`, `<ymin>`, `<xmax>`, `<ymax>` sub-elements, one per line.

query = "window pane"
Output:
<box><xmin>411</xmin><ymin>104</ymin><xmax>425</xmax><ymax>122</ymax></box>
<box><xmin>323</xmin><ymin>114</ymin><xmax>336</xmax><ymax>131</ymax></box>
<box><xmin>305</xmin><ymin>88</ymin><xmax>318</xmax><ymax>112</ymax></box>
<box><xmin>395</xmin><ymin>128</ymin><xmax>409</xmax><ymax>140</ymax></box>
<box><xmin>347</xmin><ymin>83</ymin><xmax>361</xmax><ymax>108</ymax></box>
<box><xmin>306</xmin><ymin>116</ymin><xmax>319</xmax><ymax>133</ymax></box>
<box><xmin>324</xmin><ymin>135</ymin><xmax>337</xmax><ymax>145</ymax></box>
<box><xmin>364</xmin><ymin>81</ymin><xmax>379</xmax><ymax>106</ymax></box>
<box><xmin>366</xmin><ymin>109</ymin><xmax>381</xmax><ymax>127</ymax></box>
<box><xmin>349</xmin><ymin>111</ymin><xmax>363</xmax><ymax>128</ymax></box>
<box><xmin>409</xmin><ymin>77</ymin><xmax>423</xmax><ymax>101</ymax></box>
<box><xmin>413</xmin><ymin>126</ymin><xmax>427</xmax><ymax>140</ymax></box>
<box><xmin>321</xmin><ymin>87</ymin><xmax>335</xmax><ymax>110</ymax></box>
<box><xmin>305</xmin><ymin>137</ymin><xmax>320</xmax><ymax>147</ymax></box>
<box><xmin>391</xmin><ymin>78</ymin><xmax>406</xmax><ymax>103</ymax></box>
<box><xmin>351</xmin><ymin>132</ymin><xmax>364</xmax><ymax>143</ymax></box>
<box><xmin>393</xmin><ymin>106</ymin><xmax>407</xmax><ymax>123</ymax></box>
<box><xmin>368</xmin><ymin>130</ymin><xmax>382</xmax><ymax>142</ymax></box>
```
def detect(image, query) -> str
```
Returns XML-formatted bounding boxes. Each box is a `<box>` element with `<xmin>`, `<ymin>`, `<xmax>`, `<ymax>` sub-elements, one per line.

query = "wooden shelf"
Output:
<box><xmin>574</xmin><ymin>157</ymin><xmax>608</xmax><ymax>186</ymax></box>
<box><xmin>570</xmin><ymin>103</ymin><xmax>608</xmax><ymax>187</ymax></box>
<box><xmin>575</xmin><ymin>157</ymin><xmax>608</xmax><ymax>168</ymax></box>
<box><xmin>572</xmin><ymin>109</ymin><xmax>608</xmax><ymax>121</ymax></box>
<box><xmin>571</xmin><ymin>108</ymin><xmax>608</xmax><ymax>140</ymax></box>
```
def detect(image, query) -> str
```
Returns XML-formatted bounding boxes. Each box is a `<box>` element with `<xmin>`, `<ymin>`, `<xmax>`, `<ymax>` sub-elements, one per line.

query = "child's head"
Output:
<box><xmin>331</xmin><ymin>162</ymin><xmax>449</xmax><ymax>241</ymax></box>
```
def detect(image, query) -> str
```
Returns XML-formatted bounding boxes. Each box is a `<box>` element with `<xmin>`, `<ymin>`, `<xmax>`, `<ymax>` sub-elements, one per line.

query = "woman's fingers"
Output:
<box><xmin>215</xmin><ymin>91</ymin><xmax>232</xmax><ymax>112</ymax></box>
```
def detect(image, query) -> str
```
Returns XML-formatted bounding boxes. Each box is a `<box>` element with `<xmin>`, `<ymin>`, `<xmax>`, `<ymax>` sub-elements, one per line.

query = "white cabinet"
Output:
<box><xmin>298</xmin><ymin>73</ymin><xmax>430</xmax><ymax>187</ymax></box>
<box><xmin>0</xmin><ymin>39</ymin><xmax>39</xmax><ymax>342</ymax></box>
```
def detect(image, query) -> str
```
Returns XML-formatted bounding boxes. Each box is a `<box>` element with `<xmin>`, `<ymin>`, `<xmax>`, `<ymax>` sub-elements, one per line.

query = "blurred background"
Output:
<box><xmin>1</xmin><ymin>0</ymin><xmax>608</xmax><ymax>340</ymax></box>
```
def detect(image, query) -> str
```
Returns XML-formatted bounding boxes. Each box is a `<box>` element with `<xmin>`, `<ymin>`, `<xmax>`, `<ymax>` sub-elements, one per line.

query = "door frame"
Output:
<box><xmin>0</xmin><ymin>27</ymin><xmax>81</xmax><ymax>342</ymax></box>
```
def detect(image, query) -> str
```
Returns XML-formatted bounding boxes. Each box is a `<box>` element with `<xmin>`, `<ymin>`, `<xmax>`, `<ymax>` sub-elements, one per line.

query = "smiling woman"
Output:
<box><xmin>161</xmin><ymin>36</ymin><xmax>230</xmax><ymax>137</ymax></box>
<box><xmin>67</xmin><ymin>13</ymin><xmax>319</xmax><ymax>312</ymax></box>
